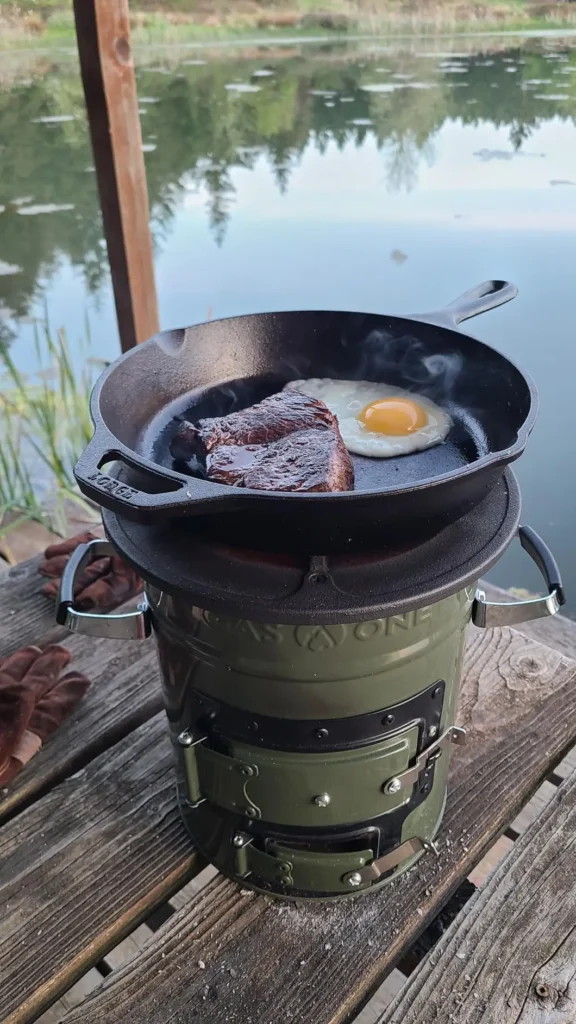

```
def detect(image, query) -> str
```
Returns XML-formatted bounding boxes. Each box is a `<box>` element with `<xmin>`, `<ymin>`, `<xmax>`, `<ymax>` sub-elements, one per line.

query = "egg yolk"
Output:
<box><xmin>358</xmin><ymin>397</ymin><xmax>428</xmax><ymax>435</ymax></box>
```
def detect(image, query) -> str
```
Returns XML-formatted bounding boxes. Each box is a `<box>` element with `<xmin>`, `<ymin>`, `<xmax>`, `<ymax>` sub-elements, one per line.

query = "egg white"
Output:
<box><xmin>285</xmin><ymin>379</ymin><xmax>452</xmax><ymax>458</ymax></box>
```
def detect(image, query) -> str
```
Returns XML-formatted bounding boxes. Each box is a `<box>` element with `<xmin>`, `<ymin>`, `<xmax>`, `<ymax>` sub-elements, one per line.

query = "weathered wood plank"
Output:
<box><xmin>0</xmin><ymin>634</ymin><xmax>160</xmax><ymax>823</ymax></box>
<box><xmin>73</xmin><ymin>0</ymin><xmax>158</xmax><ymax>350</ymax></box>
<box><xmin>0</xmin><ymin>714</ymin><xmax>201</xmax><ymax>1024</ymax></box>
<box><xmin>0</xmin><ymin>515</ymin><xmax>60</xmax><ymax>566</ymax></box>
<box><xmin>0</xmin><ymin>555</ymin><xmax>72</xmax><ymax>657</ymax></box>
<box><xmin>378</xmin><ymin>765</ymin><xmax>576</xmax><ymax>1023</ymax></box>
<box><xmin>57</xmin><ymin>628</ymin><xmax>576</xmax><ymax>1024</ymax></box>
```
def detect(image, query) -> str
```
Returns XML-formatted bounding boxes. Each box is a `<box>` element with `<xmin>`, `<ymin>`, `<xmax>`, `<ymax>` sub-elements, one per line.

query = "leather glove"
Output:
<box><xmin>0</xmin><ymin>645</ymin><xmax>90</xmax><ymax>787</ymax></box>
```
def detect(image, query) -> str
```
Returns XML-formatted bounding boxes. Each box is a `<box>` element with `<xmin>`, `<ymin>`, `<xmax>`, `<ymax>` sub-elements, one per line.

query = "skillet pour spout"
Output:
<box><xmin>74</xmin><ymin>280</ymin><xmax>537</xmax><ymax>553</ymax></box>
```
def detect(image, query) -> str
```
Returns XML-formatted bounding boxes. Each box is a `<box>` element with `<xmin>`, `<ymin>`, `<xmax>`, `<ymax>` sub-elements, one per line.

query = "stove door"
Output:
<box><xmin>183</xmin><ymin>727</ymin><xmax>420</xmax><ymax>828</ymax></box>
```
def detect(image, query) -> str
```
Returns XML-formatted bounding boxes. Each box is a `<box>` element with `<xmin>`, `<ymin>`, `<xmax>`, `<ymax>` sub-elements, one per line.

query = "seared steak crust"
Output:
<box><xmin>207</xmin><ymin>428</ymin><xmax>354</xmax><ymax>492</ymax></box>
<box><xmin>172</xmin><ymin>389</ymin><xmax>337</xmax><ymax>456</ymax></box>
<box><xmin>171</xmin><ymin>388</ymin><xmax>354</xmax><ymax>493</ymax></box>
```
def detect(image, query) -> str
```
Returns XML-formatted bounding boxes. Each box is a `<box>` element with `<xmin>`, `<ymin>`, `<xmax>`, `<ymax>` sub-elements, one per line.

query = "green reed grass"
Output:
<box><xmin>0</xmin><ymin>318</ymin><xmax>100</xmax><ymax>541</ymax></box>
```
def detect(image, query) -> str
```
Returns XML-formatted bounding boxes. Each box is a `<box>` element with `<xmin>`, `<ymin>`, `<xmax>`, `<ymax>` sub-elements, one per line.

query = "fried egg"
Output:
<box><xmin>284</xmin><ymin>379</ymin><xmax>452</xmax><ymax>458</ymax></box>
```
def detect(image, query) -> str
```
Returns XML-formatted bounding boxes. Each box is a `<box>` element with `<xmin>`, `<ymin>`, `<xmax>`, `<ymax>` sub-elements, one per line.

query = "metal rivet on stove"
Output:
<box><xmin>421</xmin><ymin>783</ymin><xmax>431</xmax><ymax>795</ymax></box>
<box><xmin>313</xmin><ymin>793</ymin><xmax>331</xmax><ymax>808</ymax></box>
<box><xmin>241</xmin><ymin>765</ymin><xmax>254</xmax><ymax>777</ymax></box>
<box><xmin>428</xmin><ymin>725</ymin><xmax>438</xmax><ymax>738</ymax></box>
<box><xmin>347</xmin><ymin>872</ymin><xmax>362</xmax><ymax>888</ymax></box>
<box><xmin>383</xmin><ymin>714</ymin><xmax>395</xmax><ymax>725</ymax></box>
<box><xmin>432</xmin><ymin>687</ymin><xmax>442</xmax><ymax>698</ymax></box>
<box><xmin>245</xmin><ymin>807</ymin><xmax>257</xmax><ymax>818</ymax></box>
<box><xmin>233</xmin><ymin>834</ymin><xmax>246</xmax><ymax>848</ymax></box>
<box><xmin>177</xmin><ymin>731</ymin><xmax>194</xmax><ymax>747</ymax></box>
<box><xmin>385</xmin><ymin>777</ymin><xmax>402</xmax><ymax>795</ymax></box>
<box><xmin>315</xmin><ymin>728</ymin><xmax>329</xmax><ymax>739</ymax></box>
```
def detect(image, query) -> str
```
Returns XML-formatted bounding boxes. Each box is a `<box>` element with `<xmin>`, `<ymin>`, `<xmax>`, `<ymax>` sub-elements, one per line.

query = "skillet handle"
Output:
<box><xmin>412</xmin><ymin>281</ymin><xmax>517</xmax><ymax>330</ymax></box>
<box><xmin>74</xmin><ymin>429</ymin><xmax>246</xmax><ymax>523</ymax></box>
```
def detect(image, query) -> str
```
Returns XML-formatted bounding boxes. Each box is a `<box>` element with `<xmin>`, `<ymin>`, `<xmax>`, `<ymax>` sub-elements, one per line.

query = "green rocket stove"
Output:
<box><xmin>58</xmin><ymin>469</ymin><xmax>564</xmax><ymax>899</ymax></box>
<box><xmin>55</xmin><ymin>282</ymin><xmax>565</xmax><ymax>899</ymax></box>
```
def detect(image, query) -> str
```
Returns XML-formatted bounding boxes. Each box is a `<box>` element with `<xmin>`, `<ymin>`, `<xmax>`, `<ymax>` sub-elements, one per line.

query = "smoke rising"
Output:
<box><xmin>356</xmin><ymin>328</ymin><xmax>464</xmax><ymax>402</ymax></box>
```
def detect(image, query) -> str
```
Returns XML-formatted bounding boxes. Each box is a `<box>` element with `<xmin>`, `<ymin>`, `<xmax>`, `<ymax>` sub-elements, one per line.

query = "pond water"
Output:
<box><xmin>0</xmin><ymin>35</ymin><xmax>575</xmax><ymax>610</ymax></box>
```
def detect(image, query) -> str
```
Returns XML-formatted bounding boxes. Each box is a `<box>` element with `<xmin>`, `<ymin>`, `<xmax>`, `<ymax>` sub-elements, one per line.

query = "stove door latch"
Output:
<box><xmin>382</xmin><ymin>726</ymin><xmax>466</xmax><ymax>795</ymax></box>
<box><xmin>342</xmin><ymin>835</ymin><xmax>440</xmax><ymax>887</ymax></box>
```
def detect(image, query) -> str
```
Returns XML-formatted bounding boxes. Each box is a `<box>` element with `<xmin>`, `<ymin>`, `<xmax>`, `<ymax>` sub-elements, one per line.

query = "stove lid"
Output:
<box><xmin>104</xmin><ymin>469</ymin><xmax>520</xmax><ymax>624</ymax></box>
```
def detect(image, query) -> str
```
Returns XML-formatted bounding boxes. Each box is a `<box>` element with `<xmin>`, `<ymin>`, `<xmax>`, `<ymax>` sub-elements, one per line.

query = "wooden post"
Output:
<box><xmin>73</xmin><ymin>0</ymin><xmax>159</xmax><ymax>351</ymax></box>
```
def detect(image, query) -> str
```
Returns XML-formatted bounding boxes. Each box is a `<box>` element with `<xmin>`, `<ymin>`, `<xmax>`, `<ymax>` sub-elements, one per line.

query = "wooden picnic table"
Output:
<box><xmin>2</xmin><ymin>556</ymin><xmax>576</xmax><ymax>1024</ymax></box>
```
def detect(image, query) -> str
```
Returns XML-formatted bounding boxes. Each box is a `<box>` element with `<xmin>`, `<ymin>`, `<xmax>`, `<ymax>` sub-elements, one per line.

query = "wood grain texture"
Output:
<box><xmin>0</xmin><ymin>516</ymin><xmax>60</xmax><ymax>566</ymax></box>
<box><xmin>0</xmin><ymin>714</ymin><xmax>200</xmax><ymax>1024</ymax></box>
<box><xmin>0</xmin><ymin>633</ymin><xmax>160</xmax><ymax>823</ymax></box>
<box><xmin>0</xmin><ymin>555</ymin><xmax>71</xmax><ymax>657</ymax></box>
<box><xmin>379</xmin><ymin>766</ymin><xmax>576</xmax><ymax>1024</ymax></box>
<box><xmin>73</xmin><ymin>0</ymin><xmax>158</xmax><ymax>349</ymax></box>
<box><xmin>57</xmin><ymin>628</ymin><xmax>576</xmax><ymax>1024</ymax></box>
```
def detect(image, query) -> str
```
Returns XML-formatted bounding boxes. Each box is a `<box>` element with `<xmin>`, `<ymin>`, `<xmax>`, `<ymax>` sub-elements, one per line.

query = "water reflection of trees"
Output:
<box><xmin>0</xmin><ymin>44</ymin><xmax>575</xmax><ymax>340</ymax></box>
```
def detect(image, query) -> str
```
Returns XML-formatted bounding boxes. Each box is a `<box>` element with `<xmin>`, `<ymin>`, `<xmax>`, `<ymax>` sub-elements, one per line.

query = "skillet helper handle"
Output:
<box><xmin>56</xmin><ymin>538</ymin><xmax>151</xmax><ymax>640</ymax></box>
<box><xmin>74</xmin><ymin>430</ymin><xmax>244</xmax><ymax>523</ymax></box>
<box><xmin>412</xmin><ymin>280</ymin><xmax>518</xmax><ymax>330</ymax></box>
<box><xmin>472</xmin><ymin>526</ymin><xmax>565</xmax><ymax>628</ymax></box>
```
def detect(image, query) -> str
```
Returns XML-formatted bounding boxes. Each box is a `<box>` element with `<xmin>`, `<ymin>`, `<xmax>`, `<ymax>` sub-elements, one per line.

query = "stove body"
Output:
<box><xmin>88</xmin><ymin>470</ymin><xmax>544</xmax><ymax>899</ymax></box>
<box><xmin>149</xmin><ymin>586</ymin><xmax>471</xmax><ymax>897</ymax></box>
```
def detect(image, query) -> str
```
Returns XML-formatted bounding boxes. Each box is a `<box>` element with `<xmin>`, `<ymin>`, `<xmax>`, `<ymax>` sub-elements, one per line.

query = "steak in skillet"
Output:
<box><xmin>172</xmin><ymin>389</ymin><xmax>336</xmax><ymax>456</ymax></box>
<box><xmin>206</xmin><ymin>428</ymin><xmax>354</xmax><ymax>492</ymax></box>
<box><xmin>171</xmin><ymin>389</ymin><xmax>354</xmax><ymax>493</ymax></box>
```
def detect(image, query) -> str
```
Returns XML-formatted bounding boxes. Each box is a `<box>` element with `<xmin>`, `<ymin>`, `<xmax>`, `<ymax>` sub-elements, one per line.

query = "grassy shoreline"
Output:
<box><xmin>2</xmin><ymin>1</ymin><xmax>576</xmax><ymax>49</ymax></box>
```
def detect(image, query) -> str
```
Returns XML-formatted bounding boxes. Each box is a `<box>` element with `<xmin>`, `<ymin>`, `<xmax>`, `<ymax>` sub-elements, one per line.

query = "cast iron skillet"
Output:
<box><xmin>75</xmin><ymin>280</ymin><xmax>536</xmax><ymax>552</ymax></box>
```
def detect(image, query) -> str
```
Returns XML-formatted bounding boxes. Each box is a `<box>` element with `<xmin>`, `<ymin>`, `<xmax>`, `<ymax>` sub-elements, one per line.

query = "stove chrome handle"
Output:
<box><xmin>56</xmin><ymin>538</ymin><xmax>151</xmax><ymax>640</ymax></box>
<box><xmin>472</xmin><ymin>526</ymin><xmax>565</xmax><ymax>629</ymax></box>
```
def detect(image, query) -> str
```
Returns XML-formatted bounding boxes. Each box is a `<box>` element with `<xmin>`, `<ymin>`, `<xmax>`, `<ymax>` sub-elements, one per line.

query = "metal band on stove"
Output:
<box><xmin>186</xmin><ymin>679</ymin><xmax>446</xmax><ymax>752</ymax></box>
